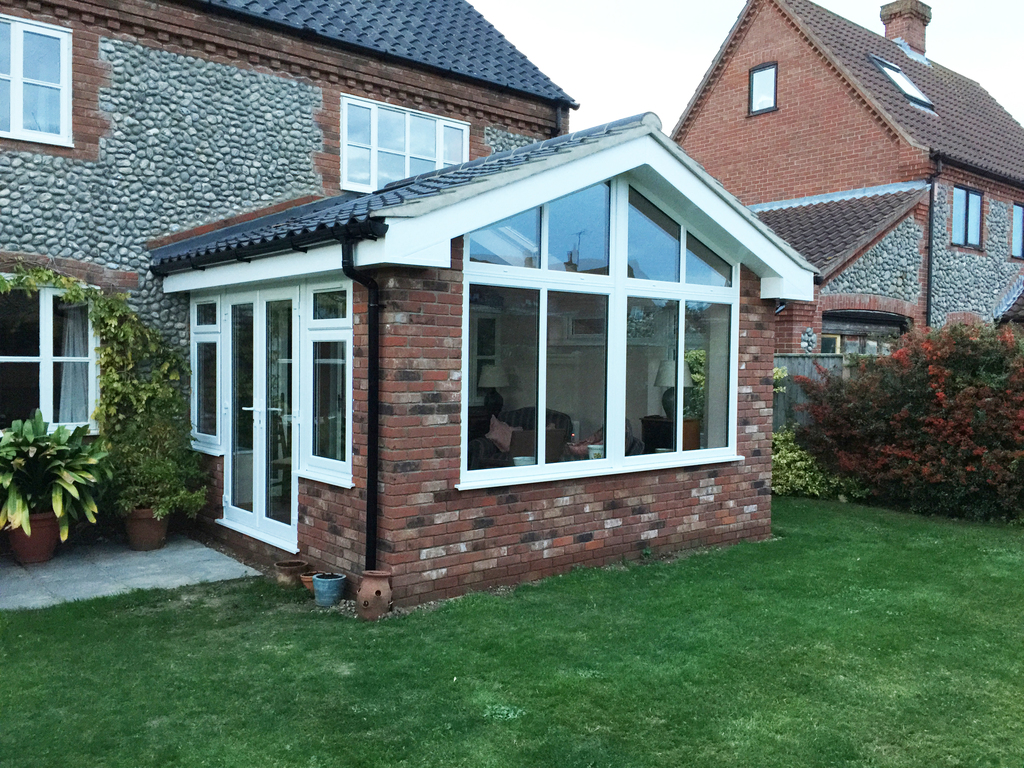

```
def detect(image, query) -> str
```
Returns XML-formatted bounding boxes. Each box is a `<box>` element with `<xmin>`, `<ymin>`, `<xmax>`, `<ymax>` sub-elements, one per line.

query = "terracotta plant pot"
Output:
<box><xmin>274</xmin><ymin>559</ymin><xmax>309</xmax><ymax>587</ymax></box>
<box><xmin>357</xmin><ymin>570</ymin><xmax>393</xmax><ymax>621</ymax></box>
<box><xmin>300</xmin><ymin>571</ymin><xmax>321</xmax><ymax>593</ymax></box>
<box><xmin>8</xmin><ymin>513</ymin><xmax>61</xmax><ymax>565</ymax></box>
<box><xmin>125</xmin><ymin>508</ymin><xmax>169</xmax><ymax>551</ymax></box>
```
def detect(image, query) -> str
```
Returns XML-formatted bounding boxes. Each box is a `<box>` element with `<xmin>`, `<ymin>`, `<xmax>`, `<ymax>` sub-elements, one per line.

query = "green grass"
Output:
<box><xmin>4</xmin><ymin>498</ymin><xmax>1024</xmax><ymax>767</ymax></box>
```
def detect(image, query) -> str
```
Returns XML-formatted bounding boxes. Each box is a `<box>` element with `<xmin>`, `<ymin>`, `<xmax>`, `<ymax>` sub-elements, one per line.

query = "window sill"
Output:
<box><xmin>747</xmin><ymin>107</ymin><xmax>778</xmax><ymax>117</ymax></box>
<box><xmin>215</xmin><ymin>518</ymin><xmax>298</xmax><ymax>554</ymax></box>
<box><xmin>0</xmin><ymin>131</ymin><xmax>74</xmax><ymax>148</ymax></box>
<box><xmin>191</xmin><ymin>440</ymin><xmax>225</xmax><ymax>457</ymax></box>
<box><xmin>456</xmin><ymin>451</ymin><xmax>744</xmax><ymax>491</ymax></box>
<box><xmin>297</xmin><ymin>468</ymin><xmax>354</xmax><ymax>489</ymax></box>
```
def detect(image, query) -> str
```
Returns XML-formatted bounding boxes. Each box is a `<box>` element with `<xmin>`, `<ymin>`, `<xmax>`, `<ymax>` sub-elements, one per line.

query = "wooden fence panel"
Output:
<box><xmin>772</xmin><ymin>353</ymin><xmax>845</xmax><ymax>431</ymax></box>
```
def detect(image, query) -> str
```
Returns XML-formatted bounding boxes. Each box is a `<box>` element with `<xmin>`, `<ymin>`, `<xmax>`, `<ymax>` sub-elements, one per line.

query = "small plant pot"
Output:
<box><xmin>8</xmin><ymin>513</ymin><xmax>61</xmax><ymax>564</ymax></box>
<box><xmin>274</xmin><ymin>559</ymin><xmax>309</xmax><ymax>587</ymax></box>
<box><xmin>312</xmin><ymin>573</ymin><xmax>346</xmax><ymax>607</ymax></box>
<box><xmin>300</xmin><ymin>571</ymin><xmax>321</xmax><ymax>594</ymax></box>
<box><xmin>125</xmin><ymin>508</ymin><xmax>169</xmax><ymax>552</ymax></box>
<box><xmin>357</xmin><ymin>570</ymin><xmax>393</xmax><ymax>621</ymax></box>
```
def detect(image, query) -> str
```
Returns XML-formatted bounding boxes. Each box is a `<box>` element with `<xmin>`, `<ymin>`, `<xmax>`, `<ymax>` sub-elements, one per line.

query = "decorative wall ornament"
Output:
<box><xmin>800</xmin><ymin>327</ymin><xmax>817</xmax><ymax>352</ymax></box>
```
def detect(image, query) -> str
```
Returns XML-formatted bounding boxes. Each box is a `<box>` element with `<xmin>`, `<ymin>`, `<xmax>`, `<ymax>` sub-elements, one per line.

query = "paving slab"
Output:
<box><xmin>0</xmin><ymin>534</ymin><xmax>260</xmax><ymax>610</ymax></box>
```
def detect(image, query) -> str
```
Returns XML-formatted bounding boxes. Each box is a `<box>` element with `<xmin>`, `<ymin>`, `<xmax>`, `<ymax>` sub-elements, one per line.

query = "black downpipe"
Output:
<box><xmin>926</xmin><ymin>158</ymin><xmax>942</xmax><ymax>328</ymax></box>
<box><xmin>341</xmin><ymin>237</ymin><xmax>381</xmax><ymax>572</ymax></box>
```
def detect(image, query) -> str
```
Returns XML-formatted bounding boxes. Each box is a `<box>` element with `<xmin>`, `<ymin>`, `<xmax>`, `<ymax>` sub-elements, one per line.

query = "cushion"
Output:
<box><xmin>486</xmin><ymin>415</ymin><xmax>516</xmax><ymax>454</ymax></box>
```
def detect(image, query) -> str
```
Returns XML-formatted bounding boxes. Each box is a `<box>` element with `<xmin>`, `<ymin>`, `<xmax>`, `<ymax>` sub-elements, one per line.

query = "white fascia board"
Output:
<box><xmin>161</xmin><ymin>242</ymin><xmax>344</xmax><ymax>293</ymax></box>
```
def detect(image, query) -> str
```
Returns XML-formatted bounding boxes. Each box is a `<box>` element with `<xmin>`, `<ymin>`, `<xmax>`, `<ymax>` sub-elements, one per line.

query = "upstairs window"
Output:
<box><xmin>873</xmin><ymin>57</ymin><xmax>932</xmax><ymax>109</ymax></box>
<box><xmin>0</xmin><ymin>15</ymin><xmax>72</xmax><ymax>146</ymax></box>
<box><xmin>342</xmin><ymin>96</ymin><xmax>469</xmax><ymax>192</ymax></box>
<box><xmin>1013</xmin><ymin>204</ymin><xmax>1023</xmax><ymax>259</ymax></box>
<box><xmin>748</xmin><ymin>63</ymin><xmax>777</xmax><ymax>114</ymax></box>
<box><xmin>952</xmin><ymin>186</ymin><xmax>982</xmax><ymax>248</ymax></box>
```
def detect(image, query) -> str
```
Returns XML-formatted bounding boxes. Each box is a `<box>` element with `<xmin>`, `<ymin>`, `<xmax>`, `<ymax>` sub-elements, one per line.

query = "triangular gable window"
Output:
<box><xmin>872</xmin><ymin>56</ymin><xmax>932</xmax><ymax>109</ymax></box>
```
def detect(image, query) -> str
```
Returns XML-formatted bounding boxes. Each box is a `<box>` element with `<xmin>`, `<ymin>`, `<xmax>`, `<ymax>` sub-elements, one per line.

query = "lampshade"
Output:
<box><xmin>478</xmin><ymin>363</ymin><xmax>510</xmax><ymax>388</ymax></box>
<box><xmin>655</xmin><ymin>359</ymin><xmax>693</xmax><ymax>387</ymax></box>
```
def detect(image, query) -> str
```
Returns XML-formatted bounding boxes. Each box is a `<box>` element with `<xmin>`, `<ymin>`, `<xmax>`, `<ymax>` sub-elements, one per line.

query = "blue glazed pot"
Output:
<box><xmin>312</xmin><ymin>573</ymin><xmax>346</xmax><ymax>607</ymax></box>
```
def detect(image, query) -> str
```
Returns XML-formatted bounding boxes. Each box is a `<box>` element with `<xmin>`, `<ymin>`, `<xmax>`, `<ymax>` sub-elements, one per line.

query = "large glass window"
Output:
<box><xmin>952</xmin><ymin>187</ymin><xmax>982</xmax><ymax>248</ymax></box>
<box><xmin>191</xmin><ymin>300</ymin><xmax>221</xmax><ymax>449</ymax></box>
<box><xmin>312</xmin><ymin>341</ymin><xmax>346</xmax><ymax>462</ymax></box>
<box><xmin>0</xmin><ymin>287</ymin><xmax>95</xmax><ymax>429</ymax></box>
<box><xmin>0</xmin><ymin>15</ymin><xmax>71</xmax><ymax>145</ymax></box>
<box><xmin>342</xmin><ymin>96</ymin><xmax>469</xmax><ymax>192</ymax></box>
<box><xmin>1013</xmin><ymin>204</ymin><xmax>1023</xmax><ymax>259</ymax></box>
<box><xmin>464</xmin><ymin>178</ymin><xmax>739</xmax><ymax>483</ymax></box>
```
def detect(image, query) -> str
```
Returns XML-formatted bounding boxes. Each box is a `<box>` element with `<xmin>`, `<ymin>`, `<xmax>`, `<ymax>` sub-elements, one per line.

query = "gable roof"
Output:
<box><xmin>198</xmin><ymin>0</ymin><xmax>574</xmax><ymax>106</ymax></box>
<box><xmin>752</xmin><ymin>183</ymin><xmax>926</xmax><ymax>278</ymax></box>
<box><xmin>674</xmin><ymin>0</ymin><xmax>1024</xmax><ymax>186</ymax></box>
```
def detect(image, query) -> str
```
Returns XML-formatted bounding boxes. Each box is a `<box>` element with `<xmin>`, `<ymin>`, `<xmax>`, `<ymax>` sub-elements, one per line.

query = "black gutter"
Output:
<box><xmin>930</xmin><ymin>151</ymin><xmax>1024</xmax><ymax>193</ymax></box>
<box><xmin>335</xmin><ymin>222</ymin><xmax>387</xmax><ymax>572</ymax></box>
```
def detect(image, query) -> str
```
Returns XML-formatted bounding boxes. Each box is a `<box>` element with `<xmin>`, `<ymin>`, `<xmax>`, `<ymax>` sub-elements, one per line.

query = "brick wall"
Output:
<box><xmin>676</xmin><ymin>0</ymin><xmax>929</xmax><ymax>205</ymax></box>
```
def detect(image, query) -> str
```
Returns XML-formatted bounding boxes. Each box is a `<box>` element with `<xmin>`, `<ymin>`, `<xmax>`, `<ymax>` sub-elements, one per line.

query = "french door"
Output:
<box><xmin>223</xmin><ymin>288</ymin><xmax>299</xmax><ymax>550</ymax></box>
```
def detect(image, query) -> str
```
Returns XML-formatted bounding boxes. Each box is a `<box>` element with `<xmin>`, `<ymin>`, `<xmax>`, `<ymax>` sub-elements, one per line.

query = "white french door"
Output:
<box><xmin>223</xmin><ymin>287</ymin><xmax>299</xmax><ymax>551</ymax></box>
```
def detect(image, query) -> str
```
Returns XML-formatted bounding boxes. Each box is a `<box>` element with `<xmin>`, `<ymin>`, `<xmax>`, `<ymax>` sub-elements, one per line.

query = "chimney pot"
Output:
<box><xmin>880</xmin><ymin>0</ymin><xmax>931</xmax><ymax>55</ymax></box>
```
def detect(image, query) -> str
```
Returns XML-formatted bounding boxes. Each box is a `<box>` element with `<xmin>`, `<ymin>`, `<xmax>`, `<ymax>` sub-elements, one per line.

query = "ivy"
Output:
<box><xmin>0</xmin><ymin>266</ymin><xmax>188</xmax><ymax>437</ymax></box>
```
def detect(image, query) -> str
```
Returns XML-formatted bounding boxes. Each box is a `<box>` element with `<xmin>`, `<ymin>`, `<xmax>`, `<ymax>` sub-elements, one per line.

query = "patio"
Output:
<box><xmin>0</xmin><ymin>534</ymin><xmax>259</xmax><ymax>610</ymax></box>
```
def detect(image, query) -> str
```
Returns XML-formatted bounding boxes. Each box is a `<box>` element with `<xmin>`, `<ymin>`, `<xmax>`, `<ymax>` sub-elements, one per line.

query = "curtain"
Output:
<box><xmin>57</xmin><ymin>302</ymin><xmax>89</xmax><ymax>423</ymax></box>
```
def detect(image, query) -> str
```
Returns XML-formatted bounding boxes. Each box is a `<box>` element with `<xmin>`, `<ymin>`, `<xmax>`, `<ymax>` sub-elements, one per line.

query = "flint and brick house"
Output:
<box><xmin>0</xmin><ymin>0</ymin><xmax>814</xmax><ymax>604</ymax></box>
<box><xmin>674</xmin><ymin>0</ymin><xmax>1024</xmax><ymax>353</ymax></box>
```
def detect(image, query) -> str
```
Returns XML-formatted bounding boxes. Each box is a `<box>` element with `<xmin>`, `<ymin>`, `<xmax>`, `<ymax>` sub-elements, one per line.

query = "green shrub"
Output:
<box><xmin>772</xmin><ymin>428</ymin><xmax>866</xmax><ymax>500</ymax></box>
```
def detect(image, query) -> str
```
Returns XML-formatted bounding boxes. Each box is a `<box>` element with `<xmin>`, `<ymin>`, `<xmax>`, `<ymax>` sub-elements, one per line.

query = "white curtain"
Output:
<box><xmin>57</xmin><ymin>302</ymin><xmax>88</xmax><ymax>423</ymax></box>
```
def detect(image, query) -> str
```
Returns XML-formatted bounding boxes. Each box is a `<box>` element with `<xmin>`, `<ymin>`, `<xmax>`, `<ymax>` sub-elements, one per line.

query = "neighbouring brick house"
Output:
<box><xmin>0</xmin><ymin>0</ymin><xmax>815</xmax><ymax>604</ymax></box>
<box><xmin>673</xmin><ymin>0</ymin><xmax>1024</xmax><ymax>353</ymax></box>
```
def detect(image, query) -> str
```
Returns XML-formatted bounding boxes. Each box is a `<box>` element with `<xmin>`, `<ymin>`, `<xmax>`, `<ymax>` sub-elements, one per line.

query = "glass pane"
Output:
<box><xmin>0</xmin><ymin>79</ymin><xmax>9</xmax><ymax>133</ymax></box>
<box><xmin>409</xmin><ymin>114</ymin><xmax>435</xmax><ymax>158</ymax></box>
<box><xmin>346</xmin><ymin>145</ymin><xmax>370</xmax><ymax>186</ymax></box>
<box><xmin>53</xmin><ymin>361</ymin><xmax>88</xmax><ymax>423</ymax></box>
<box><xmin>626</xmin><ymin>298</ymin><xmax>679</xmax><ymax>454</ymax></box>
<box><xmin>231</xmin><ymin>304</ymin><xmax>254</xmax><ymax>512</ymax></box>
<box><xmin>968</xmin><ymin>192</ymin><xmax>982</xmax><ymax>246</ymax></box>
<box><xmin>750</xmin><ymin>66</ymin><xmax>775</xmax><ymax>111</ymax></box>
<box><xmin>548</xmin><ymin>183</ymin><xmax>610</xmax><ymax>275</ymax></box>
<box><xmin>1014</xmin><ymin>205</ymin><xmax>1023</xmax><ymax>258</ymax></box>
<box><xmin>683</xmin><ymin>302</ymin><xmax>731</xmax><ymax>451</ymax></box>
<box><xmin>313</xmin><ymin>341</ymin><xmax>346</xmax><ymax>462</ymax></box>
<box><xmin>467</xmin><ymin>285</ymin><xmax>539</xmax><ymax>470</ymax></box>
<box><xmin>53</xmin><ymin>298</ymin><xmax>89</xmax><ymax>357</ymax></box>
<box><xmin>346</xmin><ymin>103</ymin><xmax>371</xmax><ymax>145</ymax></box>
<box><xmin>548</xmin><ymin>292</ymin><xmax>608</xmax><ymax>463</ymax></box>
<box><xmin>23</xmin><ymin>32</ymin><xmax>60</xmax><ymax>84</ymax></box>
<box><xmin>313</xmin><ymin>290</ymin><xmax>347</xmax><ymax>320</ymax></box>
<box><xmin>468</xmin><ymin>208</ymin><xmax>540</xmax><ymax>268</ymax></box>
<box><xmin>378</xmin><ymin>108</ymin><xmax>406</xmax><ymax>152</ymax></box>
<box><xmin>23</xmin><ymin>83</ymin><xmax>60</xmax><ymax>134</ymax></box>
<box><xmin>952</xmin><ymin>187</ymin><xmax>966</xmax><ymax>245</ymax></box>
<box><xmin>410</xmin><ymin>157</ymin><xmax>435</xmax><ymax>177</ymax></box>
<box><xmin>0</xmin><ymin>291</ymin><xmax>39</xmax><ymax>356</ymax></box>
<box><xmin>0</xmin><ymin>362</ymin><xmax>39</xmax><ymax>428</ymax></box>
<box><xmin>196</xmin><ymin>302</ymin><xmax>217</xmax><ymax>326</ymax></box>
<box><xmin>266</xmin><ymin>300</ymin><xmax>292</xmax><ymax>525</ymax></box>
<box><xmin>686</xmin><ymin>233</ymin><xmax>732</xmax><ymax>287</ymax></box>
<box><xmin>444</xmin><ymin>125</ymin><xmax>464</xmax><ymax>165</ymax></box>
<box><xmin>377</xmin><ymin>150</ymin><xmax>405</xmax><ymax>187</ymax></box>
<box><xmin>628</xmin><ymin>188</ymin><xmax>680</xmax><ymax>282</ymax></box>
<box><xmin>0</xmin><ymin>22</ymin><xmax>9</xmax><ymax>75</ymax></box>
<box><xmin>196</xmin><ymin>341</ymin><xmax>217</xmax><ymax>436</ymax></box>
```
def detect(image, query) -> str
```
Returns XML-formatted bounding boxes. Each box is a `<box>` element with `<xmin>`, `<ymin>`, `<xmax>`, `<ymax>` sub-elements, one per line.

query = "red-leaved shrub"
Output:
<box><xmin>796</xmin><ymin>323</ymin><xmax>1024</xmax><ymax>520</ymax></box>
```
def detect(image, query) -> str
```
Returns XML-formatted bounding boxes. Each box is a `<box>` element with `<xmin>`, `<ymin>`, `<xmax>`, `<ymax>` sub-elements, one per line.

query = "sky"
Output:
<box><xmin>468</xmin><ymin>0</ymin><xmax>1024</xmax><ymax>134</ymax></box>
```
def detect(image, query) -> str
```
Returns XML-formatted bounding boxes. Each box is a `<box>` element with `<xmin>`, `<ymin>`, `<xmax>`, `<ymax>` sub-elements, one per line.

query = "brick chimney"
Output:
<box><xmin>880</xmin><ymin>0</ymin><xmax>932</xmax><ymax>56</ymax></box>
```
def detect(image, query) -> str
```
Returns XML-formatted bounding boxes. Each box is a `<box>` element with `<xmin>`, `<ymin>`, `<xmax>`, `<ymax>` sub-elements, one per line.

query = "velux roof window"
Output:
<box><xmin>872</xmin><ymin>56</ymin><xmax>932</xmax><ymax>109</ymax></box>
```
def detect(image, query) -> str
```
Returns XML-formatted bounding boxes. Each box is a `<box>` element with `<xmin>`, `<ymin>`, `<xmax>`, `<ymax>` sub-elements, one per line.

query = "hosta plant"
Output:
<box><xmin>0</xmin><ymin>411</ymin><xmax>112</xmax><ymax>540</ymax></box>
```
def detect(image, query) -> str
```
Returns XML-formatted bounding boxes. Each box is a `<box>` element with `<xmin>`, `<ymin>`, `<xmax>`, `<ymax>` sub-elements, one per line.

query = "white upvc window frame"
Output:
<box><xmin>0</xmin><ymin>284</ymin><xmax>98</xmax><ymax>432</ymax></box>
<box><xmin>1012</xmin><ymin>203</ymin><xmax>1023</xmax><ymax>259</ymax></box>
<box><xmin>190</xmin><ymin>297</ymin><xmax>222</xmax><ymax>454</ymax></box>
<box><xmin>458</xmin><ymin>175</ymin><xmax>741</xmax><ymax>490</ymax></box>
<box><xmin>0</xmin><ymin>13</ymin><xmax>73</xmax><ymax>147</ymax></box>
<box><xmin>341</xmin><ymin>94</ymin><xmax>470</xmax><ymax>193</ymax></box>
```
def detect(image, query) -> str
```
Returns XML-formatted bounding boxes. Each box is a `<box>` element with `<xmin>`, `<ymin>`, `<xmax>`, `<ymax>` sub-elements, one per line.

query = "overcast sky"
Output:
<box><xmin>468</xmin><ymin>0</ymin><xmax>1024</xmax><ymax>134</ymax></box>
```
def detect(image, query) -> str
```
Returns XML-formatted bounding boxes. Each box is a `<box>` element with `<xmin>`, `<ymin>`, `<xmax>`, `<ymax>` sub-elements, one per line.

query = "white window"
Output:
<box><xmin>1013</xmin><ymin>204</ymin><xmax>1023</xmax><ymax>259</ymax></box>
<box><xmin>0</xmin><ymin>287</ymin><xmax>97</xmax><ymax>429</ymax></box>
<box><xmin>749</xmin><ymin>63</ymin><xmax>777</xmax><ymax>114</ymax></box>
<box><xmin>190</xmin><ymin>299</ymin><xmax>222</xmax><ymax>453</ymax></box>
<box><xmin>461</xmin><ymin>178</ymin><xmax>739</xmax><ymax>488</ymax></box>
<box><xmin>952</xmin><ymin>186</ymin><xmax>982</xmax><ymax>248</ymax></box>
<box><xmin>0</xmin><ymin>14</ymin><xmax>72</xmax><ymax>146</ymax></box>
<box><xmin>873</xmin><ymin>57</ymin><xmax>932</xmax><ymax>109</ymax></box>
<box><xmin>342</xmin><ymin>95</ymin><xmax>469</xmax><ymax>193</ymax></box>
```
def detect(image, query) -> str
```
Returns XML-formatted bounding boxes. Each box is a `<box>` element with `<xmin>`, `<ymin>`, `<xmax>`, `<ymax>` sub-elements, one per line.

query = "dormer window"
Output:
<box><xmin>748</xmin><ymin>63</ymin><xmax>777</xmax><ymax>114</ymax></box>
<box><xmin>872</xmin><ymin>57</ymin><xmax>932</xmax><ymax>109</ymax></box>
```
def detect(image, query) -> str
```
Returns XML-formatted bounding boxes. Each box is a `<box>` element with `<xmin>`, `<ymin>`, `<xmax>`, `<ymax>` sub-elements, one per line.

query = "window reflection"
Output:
<box><xmin>547</xmin><ymin>183</ymin><xmax>610</xmax><ymax>275</ymax></box>
<box><xmin>683</xmin><ymin>303</ymin><xmax>731</xmax><ymax>450</ymax></box>
<box><xmin>468</xmin><ymin>209</ymin><xmax>541</xmax><ymax>268</ymax></box>
<box><xmin>686</xmin><ymin>234</ymin><xmax>732</xmax><ymax>287</ymax></box>
<box><xmin>626</xmin><ymin>298</ymin><xmax>679</xmax><ymax>454</ymax></box>
<box><xmin>628</xmin><ymin>188</ymin><xmax>680</xmax><ymax>282</ymax></box>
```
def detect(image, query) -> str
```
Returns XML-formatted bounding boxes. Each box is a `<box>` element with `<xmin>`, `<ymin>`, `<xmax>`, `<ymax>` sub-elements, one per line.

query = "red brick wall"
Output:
<box><xmin>676</xmin><ymin>0</ymin><xmax>929</xmax><ymax>205</ymax></box>
<box><xmin>0</xmin><ymin>0</ymin><xmax>562</xmax><ymax>176</ymax></box>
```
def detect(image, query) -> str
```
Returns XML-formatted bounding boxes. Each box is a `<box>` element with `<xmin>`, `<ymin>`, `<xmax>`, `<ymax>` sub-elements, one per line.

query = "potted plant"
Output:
<box><xmin>109</xmin><ymin>399</ymin><xmax>207</xmax><ymax>551</ymax></box>
<box><xmin>0</xmin><ymin>411</ymin><xmax>111</xmax><ymax>564</ymax></box>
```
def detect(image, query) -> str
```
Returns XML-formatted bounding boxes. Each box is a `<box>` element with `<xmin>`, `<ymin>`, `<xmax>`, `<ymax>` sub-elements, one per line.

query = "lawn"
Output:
<box><xmin>3</xmin><ymin>498</ymin><xmax>1024</xmax><ymax>767</ymax></box>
